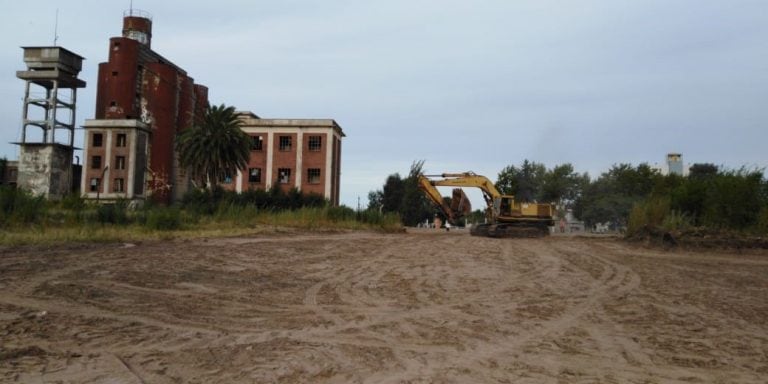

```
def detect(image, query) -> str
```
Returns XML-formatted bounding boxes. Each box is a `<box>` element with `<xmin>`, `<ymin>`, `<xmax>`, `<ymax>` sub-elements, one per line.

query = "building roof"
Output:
<box><xmin>236</xmin><ymin>111</ymin><xmax>345</xmax><ymax>137</ymax></box>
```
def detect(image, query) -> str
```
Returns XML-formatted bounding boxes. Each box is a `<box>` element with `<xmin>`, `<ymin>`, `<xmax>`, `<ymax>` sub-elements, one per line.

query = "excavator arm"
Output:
<box><xmin>417</xmin><ymin>176</ymin><xmax>457</xmax><ymax>223</ymax></box>
<box><xmin>418</xmin><ymin>172</ymin><xmax>500</xmax><ymax>223</ymax></box>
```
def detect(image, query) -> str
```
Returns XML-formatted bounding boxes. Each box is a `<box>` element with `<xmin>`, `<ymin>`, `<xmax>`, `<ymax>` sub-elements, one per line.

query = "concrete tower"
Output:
<box><xmin>15</xmin><ymin>46</ymin><xmax>86</xmax><ymax>199</ymax></box>
<box><xmin>667</xmin><ymin>153</ymin><xmax>684</xmax><ymax>176</ymax></box>
<box><xmin>122</xmin><ymin>9</ymin><xmax>153</xmax><ymax>47</ymax></box>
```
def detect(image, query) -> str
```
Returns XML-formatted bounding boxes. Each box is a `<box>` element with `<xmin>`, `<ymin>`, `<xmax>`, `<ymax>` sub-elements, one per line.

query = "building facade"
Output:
<box><xmin>82</xmin><ymin>10</ymin><xmax>208</xmax><ymax>203</ymax></box>
<box><xmin>229</xmin><ymin>112</ymin><xmax>345</xmax><ymax>205</ymax></box>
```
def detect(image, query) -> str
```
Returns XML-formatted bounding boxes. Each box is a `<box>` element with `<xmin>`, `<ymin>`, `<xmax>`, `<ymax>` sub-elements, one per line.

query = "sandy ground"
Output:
<box><xmin>1</xmin><ymin>229</ymin><xmax>767</xmax><ymax>383</ymax></box>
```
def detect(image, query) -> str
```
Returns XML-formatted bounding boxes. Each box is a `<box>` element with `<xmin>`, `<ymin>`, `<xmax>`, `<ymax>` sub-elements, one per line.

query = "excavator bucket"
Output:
<box><xmin>450</xmin><ymin>188</ymin><xmax>472</xmax><ymax>219</ymax></box>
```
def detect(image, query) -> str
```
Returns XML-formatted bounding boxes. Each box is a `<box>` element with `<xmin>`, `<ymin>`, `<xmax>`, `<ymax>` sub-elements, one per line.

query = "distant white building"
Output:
<box><xmin>667</xmin><ymin>153</ymin><xmax>684</xmax><ymax>176</ymax></box>
<box><xmin>654</xmin><ymin>153</ymin><xmax>689</xmax><ymax>176</ymax></box>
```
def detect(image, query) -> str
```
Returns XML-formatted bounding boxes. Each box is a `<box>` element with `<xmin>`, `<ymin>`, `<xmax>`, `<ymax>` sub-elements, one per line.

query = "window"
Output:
<box><xmin>113</xmin><ymin>178</ymin><xmax>125</xmax><ymax>192</ymax></box>
<box><xmin>277</xmin><ymin>168</ymin><xmax>291</xmax><ymax>184</ymax></box>
<box><xmin>116</xmin><ymin>134</ymin><xmax>127</xmax><ymax>147</ymax></box>
<box><xmin>307</xmin><ymin>168</ymin><xmax>321</xmax><ymax>184</ymax></box>
<box><xmin>251</xmin><ymin>135</ymin><xmax>263</xmax><ymax>151</ymax></box>
<box><xmin>279</xmin><ymin>136</ymin><xmax>292</xmax><ymax>151</ymax></box>
<box><xmin>221</xmin><ymin>172</ymin><xmax>233</xmax><ymax>184</ymax></box>
<box><xmin>248</xmin><ymin>168</ymin><xmax>261</xmax><ymax>183</ymax></box>
<box><xmin>91</xmin><ymin>156</ymin><xmax>102</xmax><ymax>169</ymax></box>
<box><xmin>308</xmin><ymin>136</ymin><xmax>322</xmax><ymax>151</ymax></box>
<box><xmin>92</xmin><ymin>133</ymin><xmax>103</xmax><ymax>147</ymax></box>
<box><xmin>115</xmin><ymin>156</ymin><xmax>126</xmax><ymax>170</ymax></box>
<box><xmin>89</xmin><ymin>178</ymin><xmax>100</xmax><ymax>192</ymax></box>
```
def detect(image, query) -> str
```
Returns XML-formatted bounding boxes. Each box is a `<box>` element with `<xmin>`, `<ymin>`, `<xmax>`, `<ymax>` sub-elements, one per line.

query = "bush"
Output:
<box><xmin>0</xmin><ymin>187</ymin><xmax>46</xmax><ymax>226</ymax></box>
<box><xmin>96</xmin><ymin>200</ymin><xmax>129</xmax><ymax>225</ymax></box>
<box><xmin>627</xmin><ymin>198</ymin><xmax>670</xmax><ymax>236</ymax></box>
<box><xmin>326</xmin><ymin>206</ymin><xmax>355</xmax><ymax>222</ymax></box>
<box><xmin>145</xmin><ymin>207</ymin><xmax>182</xmax><ymax>231</ymax></box>
<box><xmin>757</xmin><ymin>207</ymin><xmax>768</xmax><ymax>235</ymax></box>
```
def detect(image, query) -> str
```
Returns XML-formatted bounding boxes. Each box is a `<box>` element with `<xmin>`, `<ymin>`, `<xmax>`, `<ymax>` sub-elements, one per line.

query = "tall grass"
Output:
<box><xmin>0</xmin><ymin>186</ymin><xmax>402</xmax><ymax>245</ymax></box>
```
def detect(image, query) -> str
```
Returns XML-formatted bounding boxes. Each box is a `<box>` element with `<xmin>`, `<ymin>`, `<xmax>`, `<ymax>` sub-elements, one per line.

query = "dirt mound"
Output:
<box><xmin>628</xmin><ymin>225</ymin><xmax>768</xmax><ymax>250</ymax></box>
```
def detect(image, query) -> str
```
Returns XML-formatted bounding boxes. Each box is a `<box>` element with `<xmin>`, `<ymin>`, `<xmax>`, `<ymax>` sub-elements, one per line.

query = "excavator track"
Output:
<box><xmin>470</xmin><ymin>223</ymin><xmax>550</xmax><ymax>238</ymax></box>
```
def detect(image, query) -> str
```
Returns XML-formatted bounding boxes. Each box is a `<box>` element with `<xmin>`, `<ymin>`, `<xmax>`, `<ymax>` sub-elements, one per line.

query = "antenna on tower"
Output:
<box><xmin>129</xmin><ymin>0</ymin><xmax>134</xmax><ymax>16</ymax></box>
<box><xmin>53</xmin><ymin>9</ymin><xmax>59</xmax><ymax>46</ymax></box>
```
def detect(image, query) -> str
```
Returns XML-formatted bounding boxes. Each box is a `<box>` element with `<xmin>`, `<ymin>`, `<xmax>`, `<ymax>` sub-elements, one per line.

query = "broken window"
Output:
<box><xmin>278</xmin><ymin>168</ymin><xmax>291</xmax><ymax>184</ymax></box>
<box><xmin>308</xmin><ymin>136</ymin><xmax>322</xmax><ymax>151</ymax></box>
<box><xmin>116</xmin><ymin>133</ymin><xmax>127</xmax><ymax>147</ymax></box>
<box><xmin>248</xmin><ymin>168</ymin><xmax>261</xmax><ymax>183</ymax></box>
<box><xmin>115</xmin><ymin>156</ymin><xmax>126</xmax><ymax>170</ymax></box>
<box><xmin>307</xmin><ymin>168</ymin><xmax>321</xmax><ymax>184</ymax></box>
<box><xmin>113</xmin><ymin>178</ymin><xmax>125</xmax><ymax>192</ymax></box>
<box><xmin>92</xmin><ymin>133</ymin><xmax>103</xmax><ymax>147</ymax></box>
<box><xmin>279</xmin><ymin>136</ymin><xmax>292</xmax><ymax>151</ymax></box>
<box><xmin>221</xmin><ymin>171</ymin><xmax>233</xmax><ymax>184</ymax></box>
<box><xmin>90</xmin><ymin>178</ymin><xmax>100</xmax><ymax>192</ymax></box>
<box><xmin>251</xmin><ymin>135</ymin><xmax>263</xmax><ymax>151</ymax></box>
<box><xmin>91</xmin><ymin>156</ymin><xmax>102</xmax><ymax>169</ymax></box>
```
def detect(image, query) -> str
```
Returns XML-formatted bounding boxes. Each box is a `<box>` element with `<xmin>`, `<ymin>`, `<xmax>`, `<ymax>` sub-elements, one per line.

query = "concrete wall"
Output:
<box><xmin>17</xmin><ymin>144</ymin><xmax>72</xmax><ymax>200</ymax></box>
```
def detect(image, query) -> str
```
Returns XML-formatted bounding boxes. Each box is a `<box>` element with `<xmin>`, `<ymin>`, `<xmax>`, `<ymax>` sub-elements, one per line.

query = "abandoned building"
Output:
<box><xmin>81</xmin><ymin>10</ymin><xmax>345</xmax><ymax>205</ymax></box>
<box><xmin>82</xmin><ymin>10</ymin><xmax>209</xmax><ymax>204</ymax></box>
<box><xmin>14</xmin><ymin>46</ymin><xmax>86</xmax><ymax>199</ymax></box>
<box><xmin>230</xmin><ymin>113</ymin><xmax>345</xmax><ymax>205</ymax></box>
<box><xmin>0</xmin><ymin>160</ymin><xmax>19</xmax><ymax>187</ymax></box>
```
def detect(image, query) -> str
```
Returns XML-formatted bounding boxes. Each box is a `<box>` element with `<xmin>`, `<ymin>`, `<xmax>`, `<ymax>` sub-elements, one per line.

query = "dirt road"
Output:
<box><xmin>1</xmin><ymin>229</ymin><xmax>766</xmax><ymax>383</ymax></box>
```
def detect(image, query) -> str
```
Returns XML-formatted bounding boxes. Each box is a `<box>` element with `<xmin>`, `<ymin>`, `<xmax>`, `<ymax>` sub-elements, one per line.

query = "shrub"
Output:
<box><xmin>96</xmin><ymin>200</ymin><xmax>129</xmax><ymax>225</ymax></box>
<box><xmin>326</xmin><ymin>206</ymin><xmax>355</xmax><ymax>222</ymax></box>
<box><xmin>626</xmin><ymin>198</ymin><xmax>670</xmax><ymax>236</ymax></box>
<box><xmin>757</xmin><ymin>206</ymin><xmax>768</xmax><ymax>235</ymax></box>
<box><xmin>0</xmin><ymin>187</ymin><xmax>46</xmax><ymax>226</ymax></box>
<box><xmin>145</xmin><ymin>207</ymin><xmax>182</xmax><ymax>231</ymax></box>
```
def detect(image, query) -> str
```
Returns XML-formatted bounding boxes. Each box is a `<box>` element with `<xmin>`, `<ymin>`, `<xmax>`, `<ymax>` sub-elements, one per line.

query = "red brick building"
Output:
<box><xmin>82</xmin><ymin>10</ymin><xmax>208</xmax><ymax>203</ymax></box>
<box><xmin>229</xmin><ymin>112</ymin><xmax>345</xmax><ymax>205</ymax></box>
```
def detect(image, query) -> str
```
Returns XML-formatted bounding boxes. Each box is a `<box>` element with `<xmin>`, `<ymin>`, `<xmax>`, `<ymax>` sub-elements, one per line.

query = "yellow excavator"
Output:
<box><xmin>417</xmin><ymin>172</ymin><xmax>555</xmax><ymax>237</ymax></box>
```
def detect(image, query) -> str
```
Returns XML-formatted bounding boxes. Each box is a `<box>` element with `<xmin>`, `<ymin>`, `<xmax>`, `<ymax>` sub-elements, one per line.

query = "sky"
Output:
<box><xmin>1</xmin><ymin>0</ymin><xmax>766</xmax><ymax>208</ymax></box>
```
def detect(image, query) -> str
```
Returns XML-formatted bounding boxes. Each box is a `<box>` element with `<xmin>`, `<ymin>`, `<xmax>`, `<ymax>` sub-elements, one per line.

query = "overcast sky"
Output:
<box><xmin>1</xmin><ymin>0</ymin><xmax>766</xmax><ymax>208</ymax></box>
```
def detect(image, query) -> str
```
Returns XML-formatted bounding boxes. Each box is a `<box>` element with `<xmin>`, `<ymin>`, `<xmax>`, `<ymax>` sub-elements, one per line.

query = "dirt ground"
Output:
<box><xmin>1</xmin><ymin>229</ymin><xmax>767</xmax><ymax>383</ymax></box>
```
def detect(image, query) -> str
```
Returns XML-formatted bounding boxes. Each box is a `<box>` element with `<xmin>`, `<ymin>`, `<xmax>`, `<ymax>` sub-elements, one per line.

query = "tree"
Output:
<box><xmin>688</xmin><ymin>163</ymin><xmax>718</xmax><ymax>180</ymax></box>
<box><xmin>176</xmin><ymin>104</ymin><xmax>251</xmax><ymax>188</ymax></box>
<box><xmin>367</xmin><ymin>160</ymin><xmax>433</xmax><ymax>226</ymax></box>
<box><xmin>541</xmin><ymin>163</ymin><xmax>589</xmax><ymax>206</ymax></box>
<box><xmin>574</xmin><ymin>163</ymin><xmax>661</xmax><ymax>228</ymax></box>
<box><xmin>496</xmin><ymin>160</ymin><xmax>546</xmax><ymax>202</ymax></box>
<box><xmin>381</xmin><ymin>174</ymin><xmax>404</xmax><ymax>213</ymax></box>
<box><xmin>399</xmin><ymin>160</ymin><xmax>432</xmax><ymax>226</ymax></box>
<box><xmin>0</xmin><ymin>158</ymin><xmax>7</xmax><ymax>185</ymax></box>
<box><xmin>367</xmin><ymin>190</ymin><xmax>384</xmax><ymax>212</ymax></box>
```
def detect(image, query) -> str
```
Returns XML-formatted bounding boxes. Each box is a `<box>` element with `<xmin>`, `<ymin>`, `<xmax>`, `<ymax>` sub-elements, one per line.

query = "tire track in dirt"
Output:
<box><xmin>3</xmin><ymin>232</ymin><xmax>767</xmax><ymax>383</ymax></box>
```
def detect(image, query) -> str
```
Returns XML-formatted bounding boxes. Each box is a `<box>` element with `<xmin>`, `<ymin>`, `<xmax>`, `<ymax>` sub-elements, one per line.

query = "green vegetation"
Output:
<box><xmin>0</xmin><ymin>186</ymin><xmax>402</xmax><ymax>246</ymax></box>
<box><xmin>367</xmin><ymin>160</ymin><xmax>434</xmax><ymax>226</ymax></box>
<box><xmin>176</xmin><ymin>104</ymin><xmax>251</xmax><ymax>188</ymax></box>
<box><xmin>622</xmin><ymin>167</ymin><xmax>768</xmax><ymax>236</ymax></box>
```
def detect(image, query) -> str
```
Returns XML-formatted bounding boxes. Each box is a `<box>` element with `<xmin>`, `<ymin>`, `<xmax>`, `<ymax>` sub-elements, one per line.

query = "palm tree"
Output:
<box><xmin>176</xmin><ymin>104</ymin><xmax>250</xmax><ymax>188</ymax></box>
